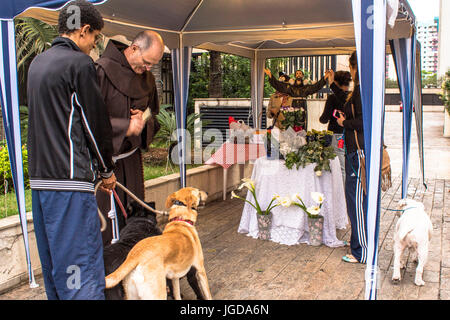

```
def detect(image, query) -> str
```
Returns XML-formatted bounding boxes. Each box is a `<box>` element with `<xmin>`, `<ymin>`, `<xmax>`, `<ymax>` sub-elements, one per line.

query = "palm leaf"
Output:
<box><xmin>15</xmin><ymin>17</ymin><xmax>58</xmax><ymax>76</ymax></box>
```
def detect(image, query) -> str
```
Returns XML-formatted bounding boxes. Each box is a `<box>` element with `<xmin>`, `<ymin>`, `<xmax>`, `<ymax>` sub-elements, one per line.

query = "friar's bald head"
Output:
<box><xmin>124</xmin><ymin>30</ymin><xmax>165</xmax><ymax>74</ymax></box>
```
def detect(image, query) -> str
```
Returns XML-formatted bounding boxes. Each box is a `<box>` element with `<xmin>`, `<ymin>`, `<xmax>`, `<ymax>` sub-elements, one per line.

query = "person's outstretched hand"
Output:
<box><xmin>264</xmin><ymin>68</ymin><xmax>272</xmax><ymax>78</ymax></box>
<box><xmin>326</xmin><ymin>69</ymin><xmax>335</xmax><ymax>86</ymax></box>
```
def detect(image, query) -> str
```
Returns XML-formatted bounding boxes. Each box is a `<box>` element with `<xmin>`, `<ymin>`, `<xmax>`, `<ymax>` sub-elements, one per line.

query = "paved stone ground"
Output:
<box><xmin>1</xmin><ymin>111</ymin><xmax>448</xmax><ymax>300</ymax></box>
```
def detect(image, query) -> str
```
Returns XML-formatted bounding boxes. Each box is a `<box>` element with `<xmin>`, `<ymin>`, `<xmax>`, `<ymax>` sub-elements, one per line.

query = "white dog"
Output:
<box><xmin>392</xmin><ymin>199</ymin><xmax>433</xmax><ymax>286</ymax></box>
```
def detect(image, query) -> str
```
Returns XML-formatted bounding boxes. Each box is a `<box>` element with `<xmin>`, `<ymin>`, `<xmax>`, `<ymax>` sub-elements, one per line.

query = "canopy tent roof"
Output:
<box><xmin>18</xmin><ymin>0</ymin><xmax>416</xmax><ymax>58</ymax></box>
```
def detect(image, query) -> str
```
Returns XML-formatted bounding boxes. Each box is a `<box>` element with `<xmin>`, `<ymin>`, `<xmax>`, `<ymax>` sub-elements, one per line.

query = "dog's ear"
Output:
<box><xmin>145</xmin><ymin>201</ymin><xmax>156</xmax><ymax>210</ymax></box>
<box><xmin>165</xmin><ymin>192</ymin><xmax>177</xmax><ymax>209</ymax></box>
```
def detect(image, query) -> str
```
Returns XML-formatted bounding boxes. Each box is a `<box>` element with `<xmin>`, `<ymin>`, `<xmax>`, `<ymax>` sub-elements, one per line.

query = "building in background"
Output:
<box><xmin>417</xmin><ymin>18</ymin><xmax>439</xmax><ymax>74</ymax></box>
<box><xmin>438</xmin><ymin>0</ymin><xmax>449</xmax><ymax>79</ymax></box>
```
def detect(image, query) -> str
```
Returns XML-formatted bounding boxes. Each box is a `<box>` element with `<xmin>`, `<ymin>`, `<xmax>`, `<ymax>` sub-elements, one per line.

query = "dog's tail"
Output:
<box><xmin>398</xmin><ymin>223</ymin><xmax>414</xmax><ymax>242</ymax></box>
<box><xmin>105</xmin><ymin>255</ymin><xmax>139</xmax><ymax>289</ymax></box>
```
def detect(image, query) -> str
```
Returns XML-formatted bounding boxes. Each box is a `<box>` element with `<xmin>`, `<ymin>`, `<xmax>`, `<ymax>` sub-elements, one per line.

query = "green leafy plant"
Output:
<box><xmin>154</xmin><ymin>105</ymin><xmax>208</xmax><ymax>170</ymax></box>
<box><xmin>284</xmin><ymin>130</ymin><xmax>336</xmax><ymax>176</ymax></box>
<box><xmin>280</xmin><ymin>108</ymin><xmax>306</xmax><ymax>130</ymax></box>
<box><xmin>19</xmin><ymin>106</ymin><xmax>29</xmax><ymax>143</ymax></box>
<box><xmin>154</xmin><ymin>105</ymin><xmax>202</xmax><ymax>145</ymax></box>
<box><xmin>15</xmin><ymin>17</ymin><xmax>58</xmax><ymax>77</ymax></box>
<box><xmin>0</xmin><ymin>144</ymin><xmax>29</xmax><ymax>193</ymax></box>
<box><xmin>440</xmin><ymin>70</ymin><xmax>450</xmax><ymax>116</ymax></box>
<box><xmin>231</xmin><ymin>178</ymin><xmax>280</xmax><ymax>215</ymax></box>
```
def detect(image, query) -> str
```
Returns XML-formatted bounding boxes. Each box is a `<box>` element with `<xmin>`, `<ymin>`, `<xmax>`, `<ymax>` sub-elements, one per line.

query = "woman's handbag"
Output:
<box><xmin>351</xmin><ymin>104</ymin><xmax>392</xmax><ymax>195</ymax></box>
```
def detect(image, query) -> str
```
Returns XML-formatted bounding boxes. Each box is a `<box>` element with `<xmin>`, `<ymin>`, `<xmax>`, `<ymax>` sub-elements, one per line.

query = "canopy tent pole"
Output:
<box><xmin>413</xmin><ymin>41</ymin><xmax>427</xmax><ymax>190</ymax></box>
<box><xmin>352</xmin><ymin>0</ymin><xmax>387</xmax><ymax>300</ymax></box>
<box><xmin>390</xmin><ymin>35</ymin><xmax>417</xmax><ymax>199</ymax></box>
<box><xmin>250</xmin><ymin>51</ymin><xmax>266</xmax><ymax>129</ymax></box>
<box><xmin>0</xmin><ymin>19</ymin><xmax>38</xmax><ymax>288</ymax></box>
<box><xmin>171</xmin><ymin>34</ymin><xmax>192</xmax><ymax>188</ymax></box>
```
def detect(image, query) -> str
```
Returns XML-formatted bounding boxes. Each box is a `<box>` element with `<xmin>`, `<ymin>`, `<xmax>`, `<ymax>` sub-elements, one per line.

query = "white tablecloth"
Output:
<box><xmin>237</xmin><ymin>156</ymin><xmax>348</xmax><ymax>247</ymax></box>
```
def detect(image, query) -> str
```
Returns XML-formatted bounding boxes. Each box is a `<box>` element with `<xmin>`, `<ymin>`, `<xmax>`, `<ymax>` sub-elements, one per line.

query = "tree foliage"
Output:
<box><xmin>188</xmin><ymin>53</ymin><xmax>297</xmax><ymax>112</ymax></box>
<box><xmin>422</xmin><ymin>71</ymin><xmax>438</xmax><ymax>88</ymax></box>
<box><xmin>15</xmin><ymin>17</ymin><xmax>58</xmax><ymax>77</ymax></box>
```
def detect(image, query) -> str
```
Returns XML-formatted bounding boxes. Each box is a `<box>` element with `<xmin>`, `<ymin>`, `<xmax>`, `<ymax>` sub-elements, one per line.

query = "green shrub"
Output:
<box><xmin>440</xmin><ymin>70</ymin><xmax>450</xmax><ymax>116</ymax></box>
<box><xmin>0</xmin><ymin>144</ymin><xmax>30</xmax><ymax>192</ymax></box>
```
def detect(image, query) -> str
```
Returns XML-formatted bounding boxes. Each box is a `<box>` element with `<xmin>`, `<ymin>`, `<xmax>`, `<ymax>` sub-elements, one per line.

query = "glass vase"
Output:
<box><xmin>257</xmin><ymin>211</ymin><xmax>272</xmax><ymax>241</ymax></box>
<box><xmin>307</xmin><ymin>215</ymin><xmax>324</xmax><ymax>246</ymax></box>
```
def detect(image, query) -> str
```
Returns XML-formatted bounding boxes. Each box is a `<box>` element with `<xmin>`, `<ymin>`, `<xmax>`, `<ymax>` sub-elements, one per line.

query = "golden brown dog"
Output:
<box><xmin>104</xmin><ymin>187</ymin><xmax>212</xmax><ymax>300</ymax></box>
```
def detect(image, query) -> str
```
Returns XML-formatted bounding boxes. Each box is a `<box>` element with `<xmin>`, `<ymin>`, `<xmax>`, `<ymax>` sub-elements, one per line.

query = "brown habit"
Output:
<box><xmin>95</xmin><ymin>40</ymin><xmax>160</xmax><ymax>245</ymax></box>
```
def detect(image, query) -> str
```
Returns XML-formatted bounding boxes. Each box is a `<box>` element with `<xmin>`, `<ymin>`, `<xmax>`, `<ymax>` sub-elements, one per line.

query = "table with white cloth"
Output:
<box><xmin>237</xmin><ymin>156</ymin><xmax>348</xmax><ymax>247</ymax></box>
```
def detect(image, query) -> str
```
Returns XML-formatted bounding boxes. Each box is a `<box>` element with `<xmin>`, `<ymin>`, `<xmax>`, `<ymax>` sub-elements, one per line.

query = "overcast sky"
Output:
<box><xmin>407</xmin><ymin>0</ymin><xmax>440</xmax><ymax>22</ymax></box>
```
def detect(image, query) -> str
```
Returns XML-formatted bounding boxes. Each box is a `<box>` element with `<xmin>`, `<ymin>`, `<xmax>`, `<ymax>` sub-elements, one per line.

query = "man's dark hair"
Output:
<box><xmin>132</xmin><ymin>31</ymin><xmax>154</xmax><ymax>51</ymax></box>
<box><xmin>334</xmin><ymin>70</ymin><xmax>352</xmax><ymax>87</ymax></box>
<box><xmin>58</xmin><ymin>0</ymin><xmax>104</xmax><ymax>35</ymax></box>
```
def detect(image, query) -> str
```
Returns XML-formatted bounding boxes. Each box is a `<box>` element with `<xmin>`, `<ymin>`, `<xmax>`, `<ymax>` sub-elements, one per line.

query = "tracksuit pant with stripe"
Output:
<box><xmin>345</xmin><ymin>151</ymin><xmax>368</xmax><ymax>263</ymax></box>
<box><xmin>32</xmin><ymin>190</ymin><xmax>105</xmax><ymax>300</ymax></box>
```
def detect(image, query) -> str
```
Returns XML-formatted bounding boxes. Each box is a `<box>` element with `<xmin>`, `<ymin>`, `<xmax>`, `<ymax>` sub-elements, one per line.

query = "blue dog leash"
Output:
<box><xmin>381</xmin><ymin>207</ymin><xmax>416</xmax><ymax>213</ymax></box>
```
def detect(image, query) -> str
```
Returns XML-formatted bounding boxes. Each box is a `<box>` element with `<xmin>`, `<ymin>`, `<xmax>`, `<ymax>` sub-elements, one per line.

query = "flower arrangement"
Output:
<box><xmin>276</xmin><ymin>192</ymin><xmax>325</xmax><ymax>219</ymax></box>
<box><xmin>231</xmin><ymin>178</ymin><xmax>280</xmax><ymax>215</ymax></box>
<box><xmin>284</xmin><ymin>130</ymin><xmax>336</xmax><ymax>176</ymax></box>
<box><xmin>280</xmin><ymin>107</ymin><xmax>306</xmax><ymax>131</ymax></box>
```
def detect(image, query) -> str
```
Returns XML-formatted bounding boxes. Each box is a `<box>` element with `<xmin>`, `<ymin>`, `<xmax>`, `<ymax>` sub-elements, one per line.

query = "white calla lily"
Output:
<box><xmin>306</xmin><ymin>205</ymin><xmax>321</xmax><ymax>216</ymax></box>
<box><xmin>311</xmin><ymin>192</ymin><xmax>325</xmax><ymax>205</ymax></box>
<box><xmin>279</xmin><ymin>196</ymin><xmax>292</xmax><ymax>208</ymax></box>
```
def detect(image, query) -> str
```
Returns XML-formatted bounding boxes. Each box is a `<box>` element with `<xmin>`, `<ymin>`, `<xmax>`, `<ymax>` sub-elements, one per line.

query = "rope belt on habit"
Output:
<box><xmin>112</xmin><ymin>148</ymin><xmax>138</xmax><ymax>163</ymax></box>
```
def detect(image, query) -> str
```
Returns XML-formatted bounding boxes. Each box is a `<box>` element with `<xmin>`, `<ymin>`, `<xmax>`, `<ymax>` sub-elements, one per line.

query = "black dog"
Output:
<box><xmin>103</xmin><ymin>200</ymin><xmax>204</xmax><ymax>300</ymax></box>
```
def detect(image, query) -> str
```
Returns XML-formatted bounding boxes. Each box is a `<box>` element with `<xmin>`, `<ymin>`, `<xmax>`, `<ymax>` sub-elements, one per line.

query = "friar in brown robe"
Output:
<box><xmin>95</xmin><ymin>32</ymin><xmax>164</xmax><ymax>245</ymax></box>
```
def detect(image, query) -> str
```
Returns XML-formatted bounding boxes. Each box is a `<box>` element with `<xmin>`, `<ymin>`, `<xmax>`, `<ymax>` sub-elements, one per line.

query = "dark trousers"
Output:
<box><xmin>345</xmin><ymin>151</ymin><xmax>368</xmax><ymax>263</ymax></box>
<box><xmin>32</xmin><ymin>190</ymin><xmax>105</xmax><ymax>300</ymax></box>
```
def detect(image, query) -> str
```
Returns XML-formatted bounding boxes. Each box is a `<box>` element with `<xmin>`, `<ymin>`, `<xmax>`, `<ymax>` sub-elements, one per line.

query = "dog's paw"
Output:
<box><xmin>415</xmin><ymin>278</ymin><xmax>425</xmax><ymax>286</ymax></box>
<box><xmin>392</xmin><ymin>276</ymin><xmax>401</xmax><ymax>284</ymax></box>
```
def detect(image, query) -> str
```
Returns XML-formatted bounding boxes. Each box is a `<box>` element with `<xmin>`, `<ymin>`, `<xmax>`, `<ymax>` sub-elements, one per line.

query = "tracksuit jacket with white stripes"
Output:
<box><xmin>27</xmin><ymin>37</ymin><xmax>115</xmax><ymax>193</ymax></box>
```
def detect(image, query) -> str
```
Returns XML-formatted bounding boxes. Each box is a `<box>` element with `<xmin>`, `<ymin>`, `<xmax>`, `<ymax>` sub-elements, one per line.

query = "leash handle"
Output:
<box><xmin>109</xmin><ymin>192</ymin><xmax>120</xmax><ymax>243</ymax></box>
<box><xmin>95</xmin><ymin>180</ymin><xmax>169</xmax><ymax>234</ymax></box>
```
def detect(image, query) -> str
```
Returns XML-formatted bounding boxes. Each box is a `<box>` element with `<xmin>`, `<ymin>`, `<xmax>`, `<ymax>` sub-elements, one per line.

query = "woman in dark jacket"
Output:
<box><xmin>319</xmin><ymin>71</ymin><xmax>352</xmax><ymax>180</ymax></box>
<box><xmin>326</xmin><ymin>51</ymin><xmax>368</xmax><ymax>264</ymax></box>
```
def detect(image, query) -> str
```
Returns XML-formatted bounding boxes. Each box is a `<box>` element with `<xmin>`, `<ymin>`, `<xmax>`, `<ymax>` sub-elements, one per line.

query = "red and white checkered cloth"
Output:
<box><xmin>205</xmin><ymin>143</ymin><xmax>266</xmax><ymax>169</ymax></box>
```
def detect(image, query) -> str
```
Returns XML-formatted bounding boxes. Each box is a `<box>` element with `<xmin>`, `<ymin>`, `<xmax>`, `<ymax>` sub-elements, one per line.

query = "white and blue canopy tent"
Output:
<box><xmin>1</xmin><ymin>0</ymin><xmax>423</xmax><ymax>299</ymax></box>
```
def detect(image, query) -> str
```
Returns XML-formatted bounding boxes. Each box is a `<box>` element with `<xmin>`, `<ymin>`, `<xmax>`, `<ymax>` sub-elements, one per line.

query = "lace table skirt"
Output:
<box><xmin>237</xmin><ymin>157</ymin><xmax>348</xmax><ymax>247</ymax></box>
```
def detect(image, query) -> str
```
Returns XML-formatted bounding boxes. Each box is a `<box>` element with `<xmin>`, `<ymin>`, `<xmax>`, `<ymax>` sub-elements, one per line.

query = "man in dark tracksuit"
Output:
<box><xmin>27</xmin><ymin>0</ymin><xmax>116</xmax><ymax>299</ymax></box>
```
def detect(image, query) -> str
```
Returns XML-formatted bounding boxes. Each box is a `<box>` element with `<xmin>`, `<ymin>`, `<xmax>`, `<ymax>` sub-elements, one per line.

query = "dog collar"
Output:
<box><xmin>168</xmin><ymin>217</ymin><xmax>195</xmax><ymax>226</ymax></box>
